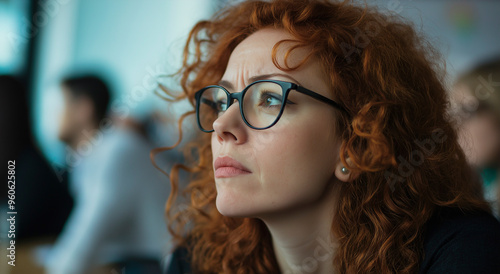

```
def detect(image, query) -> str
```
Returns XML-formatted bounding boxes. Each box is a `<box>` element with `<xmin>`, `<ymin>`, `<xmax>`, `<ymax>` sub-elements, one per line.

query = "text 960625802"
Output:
<box><xmin>6</xmin><ymin>160</ymin><xmax>16</xmax><ymax>266</ymax></box>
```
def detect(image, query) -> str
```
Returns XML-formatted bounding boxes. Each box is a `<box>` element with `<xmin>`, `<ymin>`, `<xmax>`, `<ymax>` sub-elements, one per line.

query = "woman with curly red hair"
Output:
<box><xmin>160</xmin><ymin>0</ymin><xmax>500</xmax><ymax>273</ymax></box>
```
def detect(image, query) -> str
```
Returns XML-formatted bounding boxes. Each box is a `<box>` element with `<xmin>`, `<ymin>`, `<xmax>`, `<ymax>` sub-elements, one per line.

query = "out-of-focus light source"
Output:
<box><xmin>0</xmin><ymin>0</ymin><xmax>29</xmax><ymax>75</ymax></box>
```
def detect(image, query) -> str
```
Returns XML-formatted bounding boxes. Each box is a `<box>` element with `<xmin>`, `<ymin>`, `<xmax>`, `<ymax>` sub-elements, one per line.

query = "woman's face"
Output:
<box><xmin>211</xmin><ymin>28</ymin><xmax>345</xmax><ymax>218</ymax></box>
<box><xmin>453</xmin><ymin>84</ymin><xmax>500</xmax><ymax>167</ymax></box>
<box><xmin>459</xmin><ymin>111</ymin><xmax>500</xmax><ymax>167</ymax></box>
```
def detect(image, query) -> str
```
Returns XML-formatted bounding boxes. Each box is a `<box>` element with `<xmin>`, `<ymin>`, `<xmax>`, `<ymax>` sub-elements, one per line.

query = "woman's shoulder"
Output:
<box><xmin>166</xmin><ymin>245</ymin><xmax>192</xmax><ymax>274</ymax></box>
<box><xmin>419</xmin><ymin>206</ymin><xmax>500</xmax><ymax>273</ymax></box>
<box><xmin>164</xmin><ymin>209</ymin><xmax>500</xmax><ymax>274</ymax></box>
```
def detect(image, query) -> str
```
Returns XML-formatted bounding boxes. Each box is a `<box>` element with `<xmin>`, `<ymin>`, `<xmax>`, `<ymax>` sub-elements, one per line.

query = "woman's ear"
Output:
<box><xmin>334</xmin><ymin>157</ymin><xmax>359</xmax><ymax>182</ymax></box>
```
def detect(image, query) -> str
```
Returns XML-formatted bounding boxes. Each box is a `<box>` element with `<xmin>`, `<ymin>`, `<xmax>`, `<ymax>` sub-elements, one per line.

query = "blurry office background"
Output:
<box><xmin>2</xmin><ymin>1</ymin><xmax>223</xmax><ymax>273</ymax></box>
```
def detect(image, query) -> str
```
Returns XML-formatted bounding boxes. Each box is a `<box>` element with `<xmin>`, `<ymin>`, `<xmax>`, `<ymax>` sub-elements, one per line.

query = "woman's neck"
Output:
<box><xmin>261</xmin><ymin>184</ymin><xmax>340</xmax><ymax>274</ymax></box>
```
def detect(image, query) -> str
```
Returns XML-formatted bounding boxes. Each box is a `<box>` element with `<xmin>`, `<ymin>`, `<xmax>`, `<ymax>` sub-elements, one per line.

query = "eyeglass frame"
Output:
<box><xmin>194</xmin><ymin>79</ymin><xmax>348</xmax><ymax>133</ymax></box>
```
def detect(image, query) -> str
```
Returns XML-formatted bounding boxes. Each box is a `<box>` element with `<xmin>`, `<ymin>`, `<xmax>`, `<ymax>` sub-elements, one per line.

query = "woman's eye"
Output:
<box><xmin>216</xmin><ymin>100</ymin><xmax>227</xmax><ymax>112</ymax></box>
<box><xmin>259</xmin><ymin>92</ymin><xmax>282</xmax><ymax>108</ymax></box>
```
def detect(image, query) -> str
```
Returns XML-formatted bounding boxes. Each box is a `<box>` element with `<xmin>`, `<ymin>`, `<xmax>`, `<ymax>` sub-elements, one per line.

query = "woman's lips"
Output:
<box><xmin>214</xmin><ymin>156</ymin><xmax>251</xmax><ymax>178</ymax></box>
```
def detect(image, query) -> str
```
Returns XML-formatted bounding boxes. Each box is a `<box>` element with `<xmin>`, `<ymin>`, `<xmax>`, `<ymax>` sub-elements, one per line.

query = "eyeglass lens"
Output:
<box><xmin>198</xmin><ymin>81</ymin><xmax>285</xmax><ymax>131</ymax></box>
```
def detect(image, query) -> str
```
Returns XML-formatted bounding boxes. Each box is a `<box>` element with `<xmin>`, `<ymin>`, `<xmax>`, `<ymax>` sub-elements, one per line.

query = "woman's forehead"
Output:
<box><xmin>230</xmin><ymin>28</ymin><xmax>305</xmax><ymax>63</ymax></box>
<box><xmin>222</xmin><ymin>28</ymin><xmax>329</xmax><ymax>96</ymax></box>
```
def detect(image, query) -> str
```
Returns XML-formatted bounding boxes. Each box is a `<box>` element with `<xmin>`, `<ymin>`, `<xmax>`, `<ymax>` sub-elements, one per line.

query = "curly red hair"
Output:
<box><xmin>155</xmin><ymin>0</ymin><xmax>491</xmax><ymax>273</ymax></box>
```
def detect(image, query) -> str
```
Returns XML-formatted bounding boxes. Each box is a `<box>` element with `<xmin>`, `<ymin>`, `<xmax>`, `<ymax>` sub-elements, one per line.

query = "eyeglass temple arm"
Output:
<box><xmin>294</xmin><ymin>85</ymin><xmax>348</xmax><ymax>113</ymax></box>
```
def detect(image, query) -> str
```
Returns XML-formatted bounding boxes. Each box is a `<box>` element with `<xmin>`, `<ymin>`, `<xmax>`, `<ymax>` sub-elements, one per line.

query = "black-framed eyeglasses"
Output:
<box><xmin>194</xmin><ymin>79</ymin><xmax>347</xmax><ymax>133</ymax></box>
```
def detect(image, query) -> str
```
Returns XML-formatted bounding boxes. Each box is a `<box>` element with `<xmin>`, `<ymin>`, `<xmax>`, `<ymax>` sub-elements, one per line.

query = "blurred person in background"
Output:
<box><xmin>46</xmin><ymin>74</ymin><xmax>171</xmax><ymax>274</ymax></box>
<box><xmin>451</xmin><ymin>58</ymin><xmax>500</xmax><ymax>218</ymax></box>
<box><xmin>0</xmin><ymin>75</ymin><xmax>73</xmax><ymax>240</ymax></box>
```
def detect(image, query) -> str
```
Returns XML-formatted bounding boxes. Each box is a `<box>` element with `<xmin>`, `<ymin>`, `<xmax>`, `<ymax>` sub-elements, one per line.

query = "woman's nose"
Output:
<box><xmin>212</xmin><ymin>102</ymin><xmax>248</xmax><ymax>144</ymax></box>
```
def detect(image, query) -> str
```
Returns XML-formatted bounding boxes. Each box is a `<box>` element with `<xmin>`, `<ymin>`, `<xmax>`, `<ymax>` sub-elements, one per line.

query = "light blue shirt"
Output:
<box><xmin>46</xmin><ymin>126</ymin><xmax>172</xmax><ymax>274</ymax></box>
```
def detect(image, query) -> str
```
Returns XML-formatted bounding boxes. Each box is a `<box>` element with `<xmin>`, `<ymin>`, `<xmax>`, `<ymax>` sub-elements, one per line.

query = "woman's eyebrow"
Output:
<box><xmin>248</xmin><ymin>73</ymin><xmax>303</xmax><ymax>86</ymax></box>
<box><xmin>218</xmin><ymin>73</ymin><xmax>304</xmax><ymax>90</ymax></box>
<box><xmin>218</xmin><ymin>80</ymin><xmax>234</xmax><ymax>90</ymax></box>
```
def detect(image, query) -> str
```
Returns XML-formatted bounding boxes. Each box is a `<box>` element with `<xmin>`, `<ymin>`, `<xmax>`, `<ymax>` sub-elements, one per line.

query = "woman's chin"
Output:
<box><xmin>215</xmin><ymin>192</ymin><xmax>258</xmax><ymax>217</ymax></box>
<box><xmin>216</xmin><ymin>194</ymin><xmax>243</xmax><ymax>217</ymax></box>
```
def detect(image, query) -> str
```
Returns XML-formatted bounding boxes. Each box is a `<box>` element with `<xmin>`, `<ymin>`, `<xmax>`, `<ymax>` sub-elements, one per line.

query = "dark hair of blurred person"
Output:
<box><xmin>451</xmin><ymin>57</ymin><xmax>500</xmax><ymax>217</ymax></box>
<box><xmin>59</xmin><ymin>75</ymin><xmax>111</xmax><ymax>148</ymax></box>
<box><xmin>0</xmin><ymin>75</ymin><xmax>73</xmax><ymax>240</ymax></box>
